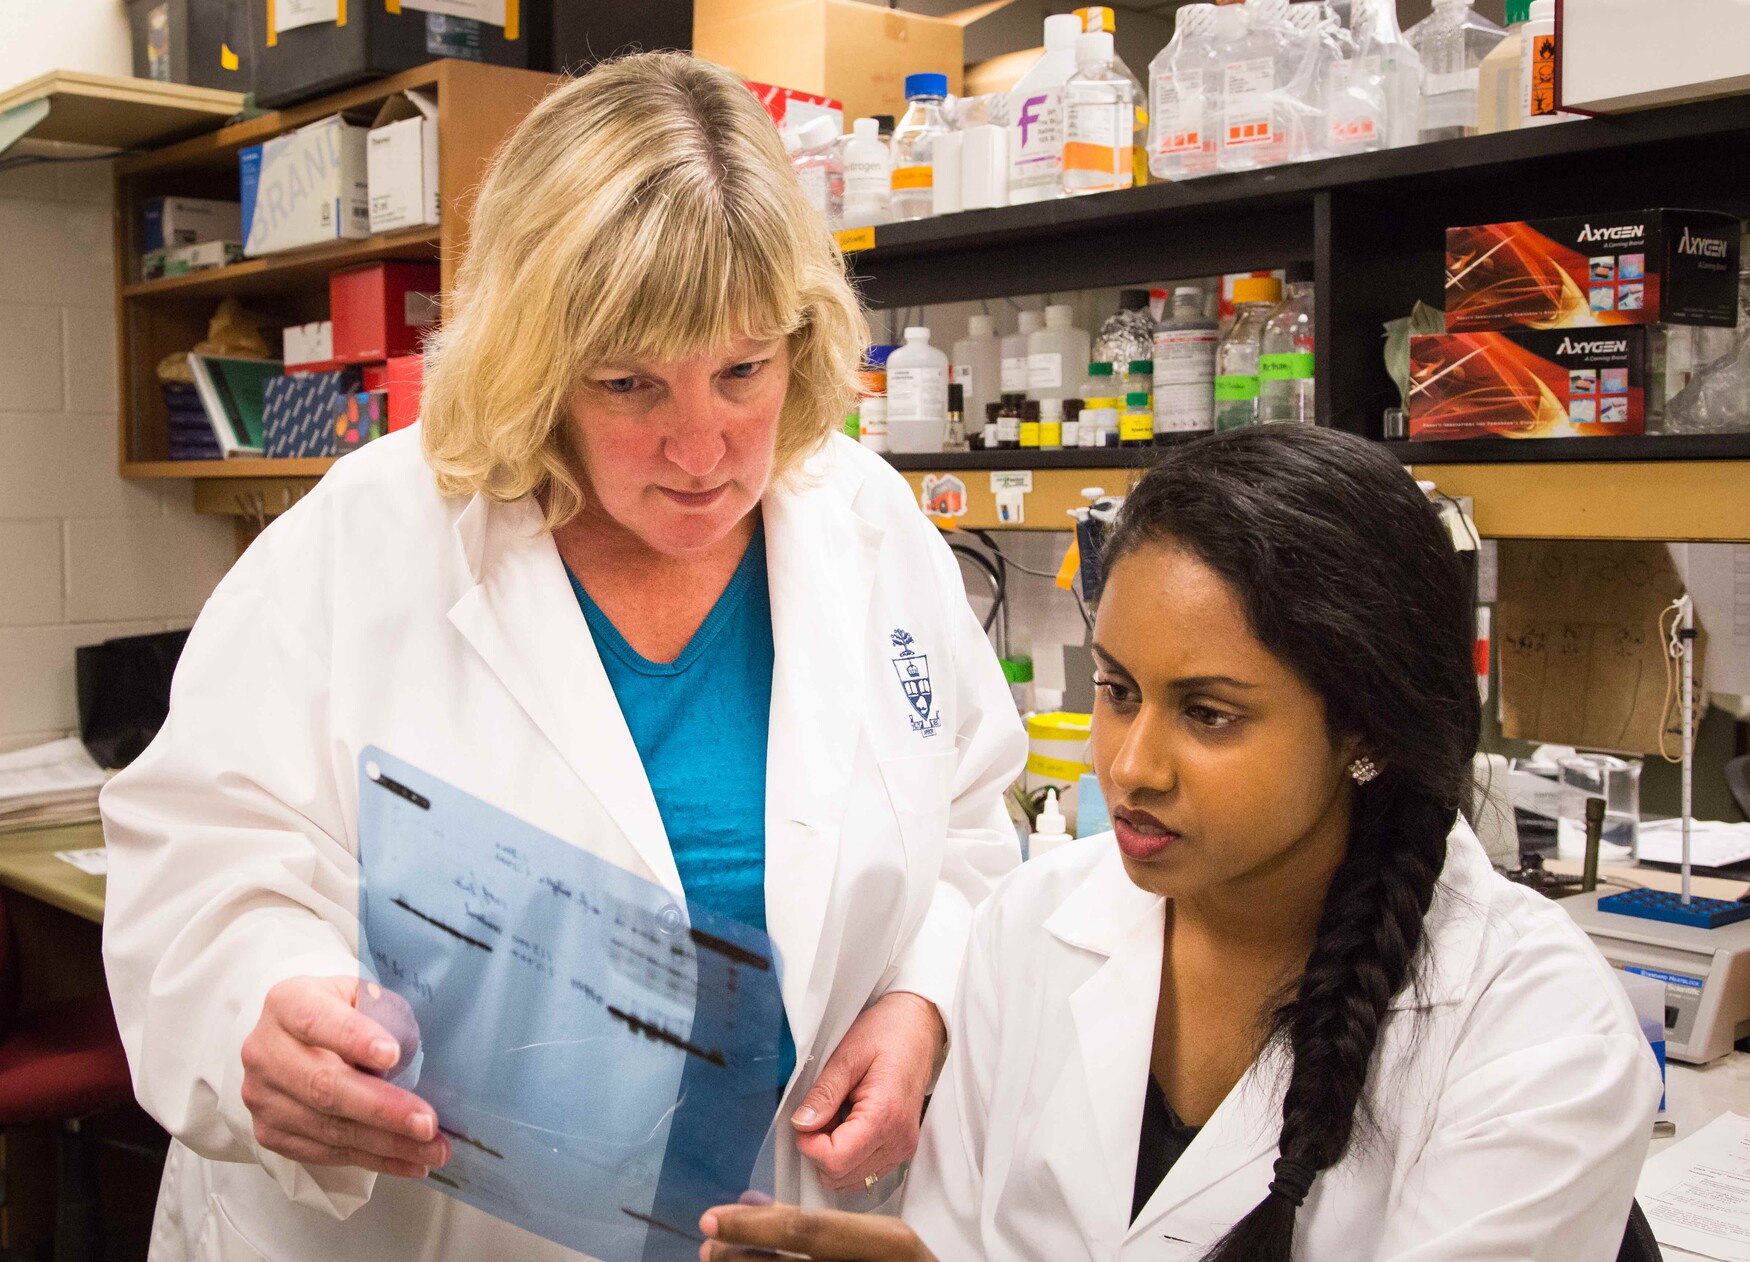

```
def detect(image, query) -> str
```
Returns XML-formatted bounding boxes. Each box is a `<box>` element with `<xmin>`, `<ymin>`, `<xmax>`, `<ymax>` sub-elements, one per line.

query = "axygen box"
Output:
<box><xmin>1409</xmin><ymin>328</ymin><xmax>1648</xmax><ymax>440</ymax></box>
<box><xmin>1445</xmin><ymin>209</ymin><xmax>1741</xmax><ymax>331</ymax></box>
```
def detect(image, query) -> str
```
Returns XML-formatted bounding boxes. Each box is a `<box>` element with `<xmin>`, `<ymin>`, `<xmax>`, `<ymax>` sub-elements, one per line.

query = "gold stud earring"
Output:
<box><xmin>1349</xmin><ymin>758</ymin><xmax>1380</xmax><ymax>785</ymax></box>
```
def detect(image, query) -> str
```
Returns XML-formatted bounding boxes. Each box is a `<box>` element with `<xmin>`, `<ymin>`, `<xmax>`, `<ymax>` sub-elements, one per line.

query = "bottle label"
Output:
<box><xmin>1224</xmin><ymin>58</ymin><xmax>1275</xmax><ymax>147</ymax></box>
<box><xmin>1040</xmin><ymin>420</ymin><xmax>1063</xmax><ymax>447</ymax></box>
<box><xmin>1152</xmin><ymin>69</ymin><xmax>1205</xmax><ymax>155</ymax></box>
<box><xmin>1064</xmin><ymin>100</ymin><xmax>1132</xmax><ymax>185</ymax></box>
<box><xmin>997</xmin><ymin>413</ymin><xmax>1021</xmax><ymax>443</ymax></box>
<box><xmin>1001</xmin><ymin>355</ymin><xmax>1029</xmax><ymax>392</ymax></box>
<box><xmin>952</xmin><ymin>364</ymin><xmax>973</xmax><ymax>387</ymax></box>
<box><xmin>1120</xmin><ymin>411</ymin><xmax>1153</xmax><ymax>442</ymax></box>
<box><xmin>886</xmin><ymin>366</ymin><xmax>947</xmax><ymax>422</ymax></box>
<box><xmin>1214</xmin><ymin>374</ymin><xmax>1260</xmax><ymax>402</ymax></box>
<box><xmin>1027</xmin><ymin>352</ymin><xmax>1064</xmax><ymax>390</ymax></box>
<box><xmin>1009</xmin><ymin>88</ymin><xmax>1065</xmax><ymax>193</ymax></box>
<box><xmin>891</xmin><ymin>164</ymin><xmax>934</xmax><ymax>191</ymax></box>
<box><xmin>1259</xmin><ymin>352</ymin><xmax>1315</xmax><ymax>382</ymax></box>
<box><xmin>844</xmin><ymin>158</ymin><xmax>889</xmax><ymax>202</ymax></box>
<box><xmin>1019</xmin><ymin>420</ymin><xmax>1041</xmax><ymax>447</ymax></box>
<box><xmin>1329</xmin><ymin>56</ymin><xmax>1384</xmax><ymax>146</ymax></box>
<box><xmin>1153</xmin><ymin>329</ymin><xmax>1218</xmax><ymax>383</ymax></box>
<box><xmin>797</xmin><ymin>165</ymin><xmax>829</xmax><ymax>214</ymax></box>
<box><xmin>1526</xmin><ymin>29</ymin><xmax>1557</xmax><ymax>117</ymax></box>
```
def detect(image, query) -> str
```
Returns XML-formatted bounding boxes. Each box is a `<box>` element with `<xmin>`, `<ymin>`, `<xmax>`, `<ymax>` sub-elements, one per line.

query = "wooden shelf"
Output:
<box><xmin>0</xmin><ymin>70</ymin><xmax>243</xmax><ymax>152</ymax></box>
<box><xmin>1406</xmin><ymin>461</ymin><xmax>1750</xmax><ymax>542</ymax></box>
<box><xmin>123</xmin><ymin>227</ymin><xmax>443</xmax><ymax>300</ymax></box>
<box><xmin>123</xmin><ymin>458</ymin><xmax>337</xmax><ymax>479</ymax></box>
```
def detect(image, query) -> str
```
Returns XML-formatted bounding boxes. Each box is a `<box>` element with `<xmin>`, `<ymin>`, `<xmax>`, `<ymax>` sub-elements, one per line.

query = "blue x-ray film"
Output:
<box><xmin>353</xmin><ymin>747</ymin><xmax>787</xmax><ymax>1261</ymax></box>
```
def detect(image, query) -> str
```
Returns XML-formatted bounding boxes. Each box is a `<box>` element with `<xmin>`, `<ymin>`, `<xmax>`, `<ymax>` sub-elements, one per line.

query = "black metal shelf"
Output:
<box><xmin>847</xmin><ymin>96</ymin><xmax>1750</xmax><ymax>452</ymax></box>
<box><xmin>885</xmin><ymin>448</ymin><xmax>1160</xmax><ymax>472</ymax></box>
<box><xmin>1388</xmin><ymin>434</ymin><xmax>1750</xmax><ymax>464</ymax></box>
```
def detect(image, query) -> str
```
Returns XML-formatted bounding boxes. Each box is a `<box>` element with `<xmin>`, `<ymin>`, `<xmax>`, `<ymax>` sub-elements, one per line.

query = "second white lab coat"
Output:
<box><xmin>99</xmin><ymin>430</ymin><xmax>1026</xmax><ymax>1261</ymax></box>
<box><xmin>903</xmin><ymin>821</ymin><xmax>1663</xmax><ymax>1261</ymax></box>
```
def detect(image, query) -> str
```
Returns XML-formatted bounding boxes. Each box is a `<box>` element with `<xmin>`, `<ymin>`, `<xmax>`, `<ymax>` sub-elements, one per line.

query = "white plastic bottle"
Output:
<box><xmin>891</xmin><ymin>73</ymin><xmax>953</xmax><ymax>222</ymax></box>
<box><xmin>1153</xmin><ymin>286</ymin><xmax>1219</xmax><ymax>436</ymax></box>
<box><xmin>1002</xmin><ymin>310</ymin><xmax>1043</xmax><ymax>394</ymax></box>
<box><xmin>789</xmin><ymin>115</ymin><xmax>844</xmax><ymax>229</ymax></box>
<box><xmin>1214</xmin><ymin>276</ymin><xmax>1281</xmax><ymax>432</ymax></box>
<box><xmin>1149</xmin><ymin>3</ymin><xmax>1219</xmax><ymax>181</ymax></box>
<box><xmin>1029</xmin><ymin>789</ymin><xmax>1073</xmax><ymax>860</ymax></box>
<box><xmin>841</xmin><ymin>117</ymin><xmax>892</xmax><ymax>230</ymax></box>
<box><xmin>1477</xmin><ymin>0</ymin><xmax>1530</xmax><ymax>134</ymax></box>
<box><xmin>858</xmin><ymin>395</ymin><xmax>888</xmax><ymax>453</ymax></box>
<box><xmin>1407</xmin><ymin>0</ymin><xmax>1506</xmax><ymax>142</ymax></box>
<box><xmin>885</xmin><ymin>327</ymin><xmax>950</xmax><ymax>454</ymax></box>
<box><xmin>952</xmin><ymin>314</ymin><xmax>1002</xmax><ymax>429</ymax></box>
<box><xmin>1062</xmin><ymin>31</ymin><xmax>1135</xmax><ymax>195</ymax></box>
<box><xmin>1259</xmin><ymin>280</ymin><xmax>1316</xmax><ymax>424</ymax></box>
<box><xmin>1028</xmin><ymin>304</ymin><xmax>1091</xmax><ymax>402</ymax></box>
<box><xmin>1007</xmin><ymin>13</ymin><xmax>1083</xmax><ymax>205</ymax></box>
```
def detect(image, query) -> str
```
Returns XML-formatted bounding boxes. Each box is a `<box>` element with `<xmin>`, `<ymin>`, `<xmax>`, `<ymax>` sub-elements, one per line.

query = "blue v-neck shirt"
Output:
<box><xmin>566</xmin><ymin>522</ymin><xmax>794</xmax><ymax>1082</ymax></box>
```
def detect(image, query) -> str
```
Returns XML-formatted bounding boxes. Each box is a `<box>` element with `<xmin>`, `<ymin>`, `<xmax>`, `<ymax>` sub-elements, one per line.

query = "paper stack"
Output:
<box><xmin>0</xmin><ymin>738</ymin><xmax>108</xmax><ymax>834</ymax></box>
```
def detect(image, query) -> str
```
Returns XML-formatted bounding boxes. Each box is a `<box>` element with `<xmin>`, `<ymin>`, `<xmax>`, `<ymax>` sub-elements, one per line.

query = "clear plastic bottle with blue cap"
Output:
<box><xmin>891</xmin><ymin>73</ymin><xmax>953</xmax><ymax>222</ymax></box>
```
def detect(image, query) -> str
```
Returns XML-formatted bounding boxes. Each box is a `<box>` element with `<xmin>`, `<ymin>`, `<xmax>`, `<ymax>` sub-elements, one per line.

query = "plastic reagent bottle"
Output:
<box><xmin>1521</xmin><ymin>0</ymin><xmax>1567</xmax><ymax>126</ymax></box>
<box><xmin>891</xmin><ymin>73</ymin><xmax>953</xmax><ymax>222</ymax></box>
<box><xmin>1062</xmin><ymin>31</ymin><xmax>1136</xmax><ymax>195</ymax></box>
<box><xmin>858</xmin><ymin>395</ymin><xmax>888</xmax><ymax>453</ymax></box>
<box><xmin>1076</xmin><ymin>6</ymin><xmax>1149</xmax><ymax>186</ymax></box>
<box><xmin>952</xmin><ymin>313</ymin><xmax>1003</xmax><ymax>428</ymax></box>
<box><xmin>1149</xmin><ymin>4</ymin><xmax>1220</xmax><ymax>181</ymax></box>
<box><xmin>1095</xmin><ymin>289</ymin><xmax>1155</xmax><ymax>367</ymax></box>
<box><xmin>1028</xmin><ymin>304</ymin><xmax>1092</xmax><ymax>401</ymax></box>
<box><xmin>1002</xmin><ymin>310</ymin><xmax>1043</xmax><ymax>394</ymax></box>
<box><xmin>1477</xmin><ymin>0</ymin><xmax>1531</xmax><ymax>134</ymax></box>
<box><xmin>1330</xmin><ymin>0</ymin><xmax>1422</xmax><ymax>153</ymax></box>
<box><xmin>1008</xmin><ymin>13</ymin><xmax>1083</xmax><ymax>204</ymax></box>
<box><xmin>1259</xmin><ymin>280</ymin><xmax>1316</xmax><ymax>424</ymax></box>
<box><xmin>1153</xmin><ymin>286</ymin><xmax>1218</xmax><ymax>436</ymax></box>
<box><xmin>1029</xmin><ymin>789</ymin><xmax>1073</xmax><ymax>860</ymax></box>
<box><xmin>1408</xmin><ymin>0</ymin><xmax>1506</xmax><ymax>142</ymax></box>
<box><xmin>1215</xmin><ymin>276</ymin><xmax>1282</xmax><ymax>432</ymax></box>
<box><xmin>789</xmin><ymin>115</ymin><xmax>844</xmax><ymax>229</ymax></box>
<box><xmin>841</xmin><ymin>117</ymin><xmax>892</xmax><ymax>229</ymax></box>
<box><xmin>884</xmin><ymin>326</ymin><xmax>950</xmax><ymax>453</ymax></box>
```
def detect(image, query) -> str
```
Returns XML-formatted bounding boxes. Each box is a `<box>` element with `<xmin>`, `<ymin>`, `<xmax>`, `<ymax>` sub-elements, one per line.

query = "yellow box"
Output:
<box><xmin>695</xmin><ymin>0</ymin><xmax>964</xmax><ymax>128</ymax></box>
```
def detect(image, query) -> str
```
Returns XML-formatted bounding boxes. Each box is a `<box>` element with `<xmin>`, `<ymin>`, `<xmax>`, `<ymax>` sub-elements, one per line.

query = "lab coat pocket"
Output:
<box><xmin>876</xmin><ymin>750</ymin><xmax>957</xmax><ymax>880</ymax></box>
<box><xmin>196</xmin><ymin>1196</ymin><xmax>274</xmax><ymax>1262</ymax></box>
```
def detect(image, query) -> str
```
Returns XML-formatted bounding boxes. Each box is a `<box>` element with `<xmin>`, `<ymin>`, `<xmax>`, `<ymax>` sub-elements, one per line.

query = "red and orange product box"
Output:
<box><xmin>1444</xmin><ymin>209</ymin><xmax>1740</xmax><ymax>332</ymax></box>
<box><xmin>1408</xmin><ymin>327</ymin><xmax>1647</xmax><ymax>441</ymax></box>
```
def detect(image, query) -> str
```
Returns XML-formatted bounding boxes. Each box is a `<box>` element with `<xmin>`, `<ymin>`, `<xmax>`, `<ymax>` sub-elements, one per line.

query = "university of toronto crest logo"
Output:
<box><xmin>890</xmin><ymin>629</ymin><xmax>941</xmax><ymax>737</ymax></box>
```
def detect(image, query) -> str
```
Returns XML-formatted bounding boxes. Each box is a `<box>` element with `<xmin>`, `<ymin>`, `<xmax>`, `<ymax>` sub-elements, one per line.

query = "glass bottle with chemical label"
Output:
<box><xmin>1149</xmin><ymin>4</ymin><xmax>1220</xmax><ymax>181</ymax></box>
<box><xmin>995</xmin><ymin>394</ymin><xmax>1024</xmax><ymax>450</ymax></box>
<box><xmin>1080</xmin><ymin>361</ymin><xmax>1120</xmax><ymax>447</ymax></box>
<box><xmin>1214</xmin><ymin>276</ymin><xmax>1281</xmax><ymax>432</ymax></box>
<box><xmin>1002</xmin><ymin>310</ymin><xmax>1043</xmax><ymax>396</ymax></box>
<box><xmin>1062</xmin><ymin>31</ymin><xmax>1135</xmax><ymax>195</ymax></box>
<box><xmin>1008</xmin><ymin>14</ymin><xmax>1083</xmax><ymax>205</ymax></box>
<box><xmin>1119</xmin><ymin>391</ymin><xmax>1154</xmax><ymax>447</ymax></box>
<box><xmin>1028</xmin><ymin>305</ymin><xmax>1091</xmax><ymax>402</ymax></box>
<box><xmin>891</xmin><ymin>74</ymin><xmax>952</xmax><ymax>222</ymax></box>
<box><xmin>953</xmin><ymin>314</ymin><xmax>1002</xmax><ymax>429</ymax></box>
<box><xmin>788</xmin><ymin>115</ymin><xmax>844</xmax><ymax>229</ymax></box>
<box><xmin>1153</xmin><ymin>285</ymin><xmax>1218</xmax><ymax>437</ymax></box>
<box><xmin>841</xmin><ymin>117</ymin><xmax>892</xmax><ymax>229</ymax></box>
<box><xmin>1259</xmin><ymin>280</ymin><xmax>1316</xmax><ymax>424</ymax></box>
<box><xmin>1407</xmin><ymin>0</ymin><xmax>1506</xmax><ymax>142</ymax></box>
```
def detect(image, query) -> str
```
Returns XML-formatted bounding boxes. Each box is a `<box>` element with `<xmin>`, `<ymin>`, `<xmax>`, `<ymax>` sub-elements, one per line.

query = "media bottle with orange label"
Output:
<box><xmin>1062</xmin><ymin>31</ymin><xmax>1135</xmax><ymax>195</ymax></box>
<box><xmin>891</xmin><ymin>74</ymin><xmax>952</xmax><ymax>222</ymax></box>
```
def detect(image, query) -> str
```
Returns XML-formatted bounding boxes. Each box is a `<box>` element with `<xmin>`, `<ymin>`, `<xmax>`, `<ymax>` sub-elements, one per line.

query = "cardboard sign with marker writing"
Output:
<box><xmin>1496</xmin><ymin>540</ymin><xmax>1700</xmax><ymax>754</ymax></box>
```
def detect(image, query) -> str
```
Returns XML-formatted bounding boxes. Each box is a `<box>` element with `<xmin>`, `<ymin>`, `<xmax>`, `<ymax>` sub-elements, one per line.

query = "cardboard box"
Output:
<box><xmin>241</xmin><ymin>115</ymin><xmax>370</xmax><ymax>256</ymax></box>
<box><xmin>386</xmin><ymin>354</ymin><xmax>424</xmax><ymax>431</ymax></box>
<box><xmin>367</xmin><ymin>89</ymin><xmax>440</xmax><ymax>234</ymax></box>
<box><xmin>330</xmin><ymin>262</ymin><xmax>441</xmax><ymax>364</ymax></box>
<box><xmin>1445</xmin><ymin>209</ymin><xmax>1742</xmax><ymax>332</ymax></box>
<box><xmin>282</xmin><ymin>320</ymin><xmax>337</xmax><ymax>372</ymax></box>
<box><xmin>1559</xmin><ymin>0</ymin><xmax>1750</xmax><ymax>113</ymax></box>
<box><xmin>695</xmin><ymin>0</ymin><xmax>963</xmax><ymax>126</ymax></box>
<box><xmin>143</xmin><ymin>195</ymin><xmax>242</xmax><ymax>253</ymax></box>
<box><xmin>164</xmin><ymin>240</ymin><xmax>243</xmax><ymax>274</ymax></box>
<box><xmin>1409</xmin><ymin>328</ymin><xmax>1648</xmax><ymax>440</ymax></box>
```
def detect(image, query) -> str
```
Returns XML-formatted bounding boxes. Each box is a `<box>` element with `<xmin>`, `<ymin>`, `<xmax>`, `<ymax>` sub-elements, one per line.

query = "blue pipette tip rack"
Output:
<box><xmin>1598</xmin><ymin>888</ymin><xmax>1750</xmax><ymax>929</ymax></box>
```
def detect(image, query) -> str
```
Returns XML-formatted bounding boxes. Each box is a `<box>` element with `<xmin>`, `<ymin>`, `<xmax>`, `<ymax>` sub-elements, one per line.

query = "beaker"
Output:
<box><xmin>1555</xmin><ymin>753</ymin><xmax>1641</xmax><ymax>858</ymax></box>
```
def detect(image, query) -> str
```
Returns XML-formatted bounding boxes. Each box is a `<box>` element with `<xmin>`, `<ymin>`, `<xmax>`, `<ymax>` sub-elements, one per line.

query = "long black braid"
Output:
<box><xmin>1103</xmin><ymin>426</ymin><xmax>1481</xmax><ymax>1262</ymax></box>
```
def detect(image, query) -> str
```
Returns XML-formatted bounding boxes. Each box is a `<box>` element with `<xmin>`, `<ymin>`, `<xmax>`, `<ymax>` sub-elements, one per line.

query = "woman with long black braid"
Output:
<box><xmin>699</xmin><ymin>425</ymin><xmax>1661</xmax><ymax>1262</ymax></box>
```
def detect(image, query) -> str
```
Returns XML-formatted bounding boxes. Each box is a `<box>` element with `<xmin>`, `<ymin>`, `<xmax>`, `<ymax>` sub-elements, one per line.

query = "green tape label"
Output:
<box><xmin>1259</xmin><ymin>352</ymin><xmax>1315</xmax><ymax>382</ymax></box>
<box><xmin>1214</xmin><ymin>374</ymin><xmax>1260</xmax><ymax>402</ymax></box>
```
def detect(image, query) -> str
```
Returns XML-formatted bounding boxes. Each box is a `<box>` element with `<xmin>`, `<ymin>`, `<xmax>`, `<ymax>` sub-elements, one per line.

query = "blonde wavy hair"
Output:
<box><xmin>420</xmin><ymin>52</ymin><xmax>865</xmax><ymax>527</ymax></box>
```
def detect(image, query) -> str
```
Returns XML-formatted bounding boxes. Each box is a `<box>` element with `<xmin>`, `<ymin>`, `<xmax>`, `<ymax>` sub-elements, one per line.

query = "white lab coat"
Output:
<box><xmin>99</xmin><ymin>429</ymin><xmax>1026</xmax><ymax>1262</ymax></box>
<box><xmin>903</xmin><ymin>821</ymin><xmax>1663</xmax><ymax>1261</ymax></box>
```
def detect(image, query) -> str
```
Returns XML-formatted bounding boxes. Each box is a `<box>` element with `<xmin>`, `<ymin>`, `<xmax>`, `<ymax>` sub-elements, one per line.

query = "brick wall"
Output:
<box><xmin>0</xmin><ymin>157</ymin><xmax>236</xmax><ymax>754</ymax></box>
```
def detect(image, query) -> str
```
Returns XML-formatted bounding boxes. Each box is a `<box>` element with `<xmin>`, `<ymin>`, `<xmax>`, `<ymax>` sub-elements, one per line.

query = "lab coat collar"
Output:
<box><xmin>760</xmin><ymin>451</ymin><xmax>884</xmax><ymax>1059</ymax></box>
<box><xmin>446</xmin><ymin>491</ymin><xmax>682</xmax><ymax>893</ymax></box>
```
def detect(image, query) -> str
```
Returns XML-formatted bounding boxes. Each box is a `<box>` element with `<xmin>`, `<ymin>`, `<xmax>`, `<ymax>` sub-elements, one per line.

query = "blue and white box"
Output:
<box><xmin>241</xmin><ymin>114</ymin><xmax>370</xmax><ymax>257</ymax></box>
<box><xmin>262</xmin><ymin>369</ymin><xmax>361</xmax><ymax>458</ymax></box>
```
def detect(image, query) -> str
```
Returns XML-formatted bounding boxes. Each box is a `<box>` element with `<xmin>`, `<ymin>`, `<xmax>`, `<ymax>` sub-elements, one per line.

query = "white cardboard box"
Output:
<box><xmin>1560</xmin><ymin>0</ymin><xmax>1750</xmax><ymax>113</ymax></box>
<box><xmin>367</xmin><ymin>89</ymin><xmax>441</xmax><ymax>234</ymax></box>
<box><xmin>282</xmin><ymin>320</ymin><xmax>336</xmax><ymax>370</ymax></box>
<box><xmin>143</xmin><ymin>196</ymin><xmax>242</xmax><ymax>252</ymax></box>
<box><xmin>241</xmin><ymin>115</ymin><xmax>371</xmax><ymax>256</ymax></box>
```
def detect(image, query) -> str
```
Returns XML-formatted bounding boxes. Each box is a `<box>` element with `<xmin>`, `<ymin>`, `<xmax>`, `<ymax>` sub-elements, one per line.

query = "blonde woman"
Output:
<box><xmin>100</xmin><ymin>54</ymin><xmax>1025</xmax><ymax>1261</ymax></box>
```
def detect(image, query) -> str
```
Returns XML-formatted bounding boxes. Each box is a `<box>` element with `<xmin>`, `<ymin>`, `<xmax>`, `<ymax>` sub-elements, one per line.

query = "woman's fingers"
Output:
<box><xmin>248</xmin><ymin>1019</ymin><xmax>439</xmax><ymax>1143</ymax></box>
<box><xmin>267</xmin><ymin>976</ymin><xmax>400</xmax><ymax>1071</ymax></box>
<box><xmin>247</xmin><ymin>1082</ymin><xmax>450</xmax><ymax>1168</ymax></box>
<box><xmin>700</xmin><ymin>1204</ymin><xmax>933</xmax><ymax>1261</ymax></box>
<box><xmin>249</xmin><ymin>1125</ymin><xmax>434</xmax><ymax>1179</ymax></box>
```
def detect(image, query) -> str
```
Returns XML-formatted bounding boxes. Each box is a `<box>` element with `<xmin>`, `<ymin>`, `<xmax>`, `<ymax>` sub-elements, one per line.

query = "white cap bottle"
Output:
<box><xmin>1030</xmin><ymin>789</ymin><xmax>1074</xmax><ymax>859</ymax></box>
<box><xmin>885</xmin><ymin>326</ymin><xmax>950</xmax><ymax>453</ymax></box>
<box><xmin>842</xmin><ymin>117</ymin><xmax>893</xmax><ymax>228</ymax></box>
<box><xmin>1027</xmin><ymin>304</ymin><xmax>1092</xmax><ymax>401</ymax></box>
<box><xmin>1007</xmin><ymin>13</ymin><xmax>1084</xmax><ymax>205</ymax></box>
